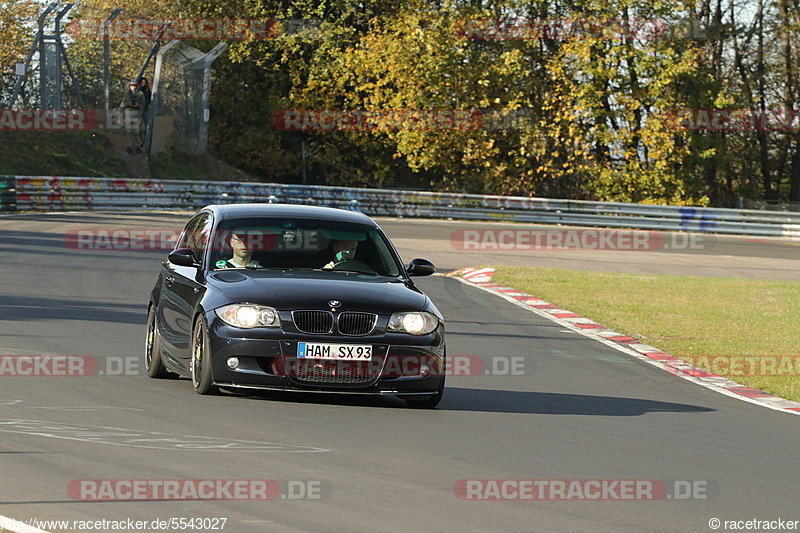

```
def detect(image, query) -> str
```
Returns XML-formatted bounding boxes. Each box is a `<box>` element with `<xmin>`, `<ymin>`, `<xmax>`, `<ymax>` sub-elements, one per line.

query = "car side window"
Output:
<box><xmin>176</xmin><ymin>215</ymin><xmax>201</xmax><ymax>250</ymax></box>
<box><xmin>189</xmin><ymin>213</ymin><xmax>212</xmax><ymax>262</ymax></box>
<box><xmin>176</xmin><ymin>213</ymin><xmax>212</xmax><ymax>262</ymax></box>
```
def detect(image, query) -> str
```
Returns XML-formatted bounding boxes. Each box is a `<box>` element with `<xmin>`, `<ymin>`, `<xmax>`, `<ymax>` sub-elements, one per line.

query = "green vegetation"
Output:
<box><xmin>0</xmin><ymin>131</ymin><xmax>253</xmax><ymax>181</ymax></box>
<box><xmin>0</xmin><ymin>132</ymin><xmax>126</xmax><ymax>177</ymax></box>
<box><xmin>490</xmin><ymin>266</ymin><xmax>800</xmax><ymax>402</ymax></box>
<box><xmin>148</xmin><ymin>149</ymin><xmax>256</xmax><ymax>182</ymax></box>
<box><xmin>5</xmin><ymin>0</ymin><xmax>800</xmax><ymax>204</ymax></box>
<box><xmin>29</xmin><ymin>0</ymin><xmax>797</xmax><ymax>204</ymax></box>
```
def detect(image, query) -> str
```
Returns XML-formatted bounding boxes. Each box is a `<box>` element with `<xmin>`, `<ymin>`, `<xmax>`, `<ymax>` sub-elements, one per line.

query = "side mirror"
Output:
<box><xmin>168</xmin><ymin>247</ymin><xmax>201</xmax><ymax>267</ymax></box>
<box><xmin>406</xmin><ymin>258</ymin><xmax>435</xmax><ymax>277</ymax></box>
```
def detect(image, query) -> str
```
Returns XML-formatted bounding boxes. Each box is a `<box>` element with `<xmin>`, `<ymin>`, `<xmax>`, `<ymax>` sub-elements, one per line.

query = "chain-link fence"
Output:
<box><xmin>149</xmin><ymin>40</ymin><xmax>226</xmax><ymax>154</ymax></box>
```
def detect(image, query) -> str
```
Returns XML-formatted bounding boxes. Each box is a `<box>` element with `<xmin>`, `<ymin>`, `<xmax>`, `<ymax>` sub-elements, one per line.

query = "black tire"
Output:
<box><xmin>402</xmin><ymin>376</ymin><xmax>445</xmax><ymax>409</ymax></box>
<box><xmin>191</xmin><ymin>315</ymin><xmax>217</xmax><ymax>395</ymax></box>
<box><xmin>145</xmin><ymin>305</ymin><xmax>173</xmax><ymax>379</ymax></box>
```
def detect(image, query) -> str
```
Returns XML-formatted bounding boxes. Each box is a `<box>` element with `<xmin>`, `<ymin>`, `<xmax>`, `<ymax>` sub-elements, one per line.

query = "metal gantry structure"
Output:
<box><xmin>7</xmin><ymin>4</ymin><xmax>227</xmax><ymax>157</ymax></box>
<box><xmin>103</xmin><ymin>9</ymin><xmax>123</xmax><ymax>121</ymax></box>
<box><xmin>9</xmin><ymin>2</ymin><xmax>84</xmax><ymax>110</ymax></box>
<box><xmin>149</xmin><ymin>40</ymin><xmax>227</xmax><ymax>154</ymax></box>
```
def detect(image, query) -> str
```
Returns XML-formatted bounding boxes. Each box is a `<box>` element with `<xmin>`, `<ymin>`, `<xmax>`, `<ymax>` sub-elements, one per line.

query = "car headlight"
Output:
<box><xmin>387</xmin><ymin>311</ymin><xmax>439</xmax><ymax>335</ymax></box>
<box><xmin>215</xmin><ymin>304</ymin><xmax>281</xmax><ymax>328</ymax></box>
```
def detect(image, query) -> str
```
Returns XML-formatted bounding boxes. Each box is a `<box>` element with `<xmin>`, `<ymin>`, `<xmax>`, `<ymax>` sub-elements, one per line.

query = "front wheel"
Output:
<box><xmin>191</xmin><ymin>316</ymin><xmax>217</xmax><ymax>395</ymax></box>
<box><xmin>402</xmin><ymin>376</ymin><xmax>445</xmax><ymax>409</ymax></box>
<box><xmin>145</xmin><ymin>305</ymin><xmax>174</xmax><ymax>378</ymax></box>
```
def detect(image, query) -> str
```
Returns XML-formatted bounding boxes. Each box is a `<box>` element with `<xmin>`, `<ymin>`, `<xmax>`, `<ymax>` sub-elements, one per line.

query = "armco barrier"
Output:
<box><xmin>4</xmin><ymin>175</ymin><xmax>800</xmax><ymax>239</ymax></box>
<box><xmin>0</xmin><ymin>177</ymin><xmax>16</xmax><ymax>212</ymax></box>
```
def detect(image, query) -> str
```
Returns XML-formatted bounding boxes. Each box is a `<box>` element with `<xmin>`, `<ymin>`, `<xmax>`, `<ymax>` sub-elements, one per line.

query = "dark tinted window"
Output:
<box><xmin>176</xmin><ymin>212</ymin><xmax>212</xmax><ymax>260</ymax></box>
<box><xmin>210</xmin><ymin>217</ymin><xmax>402</xmax><ymax>276</ymax></box>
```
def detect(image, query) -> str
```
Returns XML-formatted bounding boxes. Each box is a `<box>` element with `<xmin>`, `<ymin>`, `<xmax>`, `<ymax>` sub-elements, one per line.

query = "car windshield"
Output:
<box><xmin>209</xmin><ymin>217</ymin><xmax>403</xmax><ymax>277</ymax></box>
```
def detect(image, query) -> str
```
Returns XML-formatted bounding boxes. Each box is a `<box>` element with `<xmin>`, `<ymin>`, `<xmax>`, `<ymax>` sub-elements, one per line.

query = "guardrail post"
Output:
<box><xmin>0</xmin><ymin>176</ymin><xmax>17</xmax><ymax>212</ymax></box>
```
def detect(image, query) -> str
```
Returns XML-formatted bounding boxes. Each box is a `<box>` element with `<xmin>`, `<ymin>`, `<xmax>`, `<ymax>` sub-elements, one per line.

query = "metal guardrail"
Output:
<box><xmin>0</xmin><ymin>177</ymin><xmax>16</xmax><ymax>212</ymax></box>
<box><xmin>3</xmin><ymin>175</ymin><xmax>800</xmax><ymax>239</ymax></box>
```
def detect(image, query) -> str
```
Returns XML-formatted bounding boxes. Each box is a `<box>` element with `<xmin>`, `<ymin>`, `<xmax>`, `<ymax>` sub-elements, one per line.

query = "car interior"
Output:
<box><xmin>209</xmin><ymin>222</ymin><xmax>400</xmax><ymax>276</ymax></box>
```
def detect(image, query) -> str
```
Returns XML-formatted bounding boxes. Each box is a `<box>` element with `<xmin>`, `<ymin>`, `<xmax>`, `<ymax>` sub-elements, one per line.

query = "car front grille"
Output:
<box><xmin>338</xmin><ymin>312</ymin><xmax>377</xmax><ymax>336</ymax></box>
<box><xmin>288</xmin><ymin>359</ymin><xmax>381</xmax><ymax>385</ymax></box>
<box><xmin>292</xmin><ymin>311</ymin><xmax>333</xmax><ymax>334</ymax></box>
<box><xmin>291</xmin><ymin>311</ymin><xmax>377</xmax><ymax>335</ymax></box>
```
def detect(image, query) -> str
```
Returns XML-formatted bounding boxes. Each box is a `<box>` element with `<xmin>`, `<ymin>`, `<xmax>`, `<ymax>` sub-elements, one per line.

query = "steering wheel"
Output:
<box><xmin>331</xmin><ymin>259</ymin><xmax>376</xmax><ymax>274</ymax></box>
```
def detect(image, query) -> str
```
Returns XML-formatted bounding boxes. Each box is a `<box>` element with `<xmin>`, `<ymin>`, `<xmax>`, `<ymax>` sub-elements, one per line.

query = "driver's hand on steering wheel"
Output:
<box><xmin>323</xmin><ymin>240</ymin><xmax>358</xmax><ymax>269</ymax></box>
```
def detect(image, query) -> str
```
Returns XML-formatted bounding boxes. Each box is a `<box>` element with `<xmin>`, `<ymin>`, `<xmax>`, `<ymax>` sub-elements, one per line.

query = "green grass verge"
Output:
<box><xmin>489</xmin><ymin>266</ymin><xmax>800</xmax><ymax>403</ymax></box>
<box><xmin>0</xmin><ymin>131</ymin><xmax>255</xmax><ymax>181</ymax></box>
<box><xmin>0</xmin><ymin>132</ymin><xmax>126</xmax><ymax>177</ymax></box>
<box><xmin>148</xmin><ymin>149</ymin><xmax>255</xmax><ymax>181</ymax></box>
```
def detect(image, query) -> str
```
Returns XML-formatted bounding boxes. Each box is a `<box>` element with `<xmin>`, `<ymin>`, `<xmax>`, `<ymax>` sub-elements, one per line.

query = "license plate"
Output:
<box><xmin>297</xmin><ymin>342</ymin><xmax>372</xmax><ymax>360</ymax></box>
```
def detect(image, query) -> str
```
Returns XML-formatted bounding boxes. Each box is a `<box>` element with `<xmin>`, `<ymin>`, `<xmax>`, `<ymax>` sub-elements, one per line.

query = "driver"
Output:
<box><xmin>323</xmin><ymin>239</ymin><xmax>358</xmax><ymax>269</ymax></box>
<box><xmin>215</xmin><ymin>229</ymin><xmax>263</xmax><ymax>269</ymax></box>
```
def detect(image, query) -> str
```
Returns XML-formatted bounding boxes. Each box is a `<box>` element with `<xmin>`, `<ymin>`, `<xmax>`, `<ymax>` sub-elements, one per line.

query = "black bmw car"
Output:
<box><xmin>145</xmin><ymin>204</ymin><xmax>445</xmax><ymax>407</ymax></box>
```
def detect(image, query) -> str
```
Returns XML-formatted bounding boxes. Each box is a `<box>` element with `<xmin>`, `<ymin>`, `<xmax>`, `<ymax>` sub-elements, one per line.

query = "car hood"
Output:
<box><xmin>206</xmin><ymin>270</ymin><xmax>428</xmax><ymax>313</ymax></box>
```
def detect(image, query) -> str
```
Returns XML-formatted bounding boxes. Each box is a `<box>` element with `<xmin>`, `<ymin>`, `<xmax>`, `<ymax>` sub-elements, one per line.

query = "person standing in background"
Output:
<box><xmin>119</xmin><ymin>80</ymin><xmax>145</xmax><ymax>154</ymax></box>
<box><xmin>137</xmin><ymin>78</ymin><xmax>153</xmax><ymax>153</ymax></box>
<box><xmin>137</xmin><ymin>77</ymin><xmax>153</xmax><ymax>153</ymax></box>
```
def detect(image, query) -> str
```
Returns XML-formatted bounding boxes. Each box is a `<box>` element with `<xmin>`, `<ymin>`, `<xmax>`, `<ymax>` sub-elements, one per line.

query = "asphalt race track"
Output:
<box><xmin>0</xmin><ymin>213</ymin><xmax>798</xmax><ymax>533</ymax></box>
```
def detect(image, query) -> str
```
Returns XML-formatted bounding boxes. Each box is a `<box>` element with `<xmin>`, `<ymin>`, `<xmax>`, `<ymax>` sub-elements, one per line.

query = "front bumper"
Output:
<box><xmin>206</xmin><ymin>313</ymin><xmax>445</xmax><ymax>394</ymax></box>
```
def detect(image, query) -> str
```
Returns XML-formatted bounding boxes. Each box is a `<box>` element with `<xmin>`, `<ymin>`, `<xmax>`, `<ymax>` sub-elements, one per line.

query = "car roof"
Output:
<box><xmin>203</xmin><ymin>203</ymin><xmax>378</xmax><ymax>227</ymax></box>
